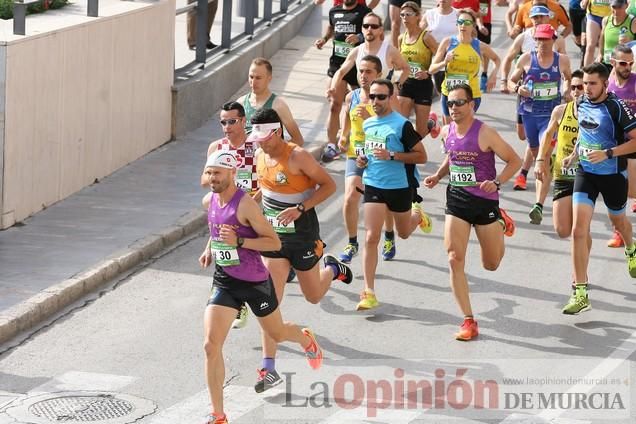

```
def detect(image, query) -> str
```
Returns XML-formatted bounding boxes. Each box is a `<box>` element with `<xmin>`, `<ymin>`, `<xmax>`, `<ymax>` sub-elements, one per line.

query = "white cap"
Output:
<box><xmin>246</xmin><ymin>122</ymin><xmax>281</xmax><ymax>143</ymax></box>
<box><xmin>205</xmin><ymin>150</ymin><xmax>238</xmax><ymax>169</ymax></box>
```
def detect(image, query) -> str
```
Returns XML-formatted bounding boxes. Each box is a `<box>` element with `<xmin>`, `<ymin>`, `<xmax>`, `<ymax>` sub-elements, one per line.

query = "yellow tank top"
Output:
<box><xmin>588</xmin><ymin>0</ymin><xmax>611</xmax><ymax>18</ymax></box>
<box><xmin>441</xmin><ymin>36</ymin><xmax>482</xmax><ymax>97</ymax></box>
<box><xmin>347</xmin><ymin>91</ymin><xmax>376</xmax><ymax>159</ymax></box>
<box><xmin>554</xmin><ymin>101</ymin><xmax>579</xmax><ymax>181</ymax></box>
<box><xmin>400</xmin><ymin>30</ymin><xmax>433</xmax><ymax>79</ymax></box>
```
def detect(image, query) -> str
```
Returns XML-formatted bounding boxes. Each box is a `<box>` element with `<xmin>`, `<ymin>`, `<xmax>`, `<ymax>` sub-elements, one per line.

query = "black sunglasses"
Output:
<box><xmin>362</xmin><ymin>23</ymin><xmax>382</xmax><ymax>29</ymax></box>
<box><xmin>571</xmin><ymin>84</ymin><xmax>584</xmax><ymax>90</ymax></box>
<box><xmin>369</xmin><ymin>94</ymin><xmax>389</xmax><ymax>100</ymax></box>
<box><xmin>447</xmin><ymin>99</ymin><xmax>470</xmax><ymax>108</ymax></box>
<box><xmin>220</xmin><ymin>118</ymin><xmax>240</xmax><ymax>126</ymax></box>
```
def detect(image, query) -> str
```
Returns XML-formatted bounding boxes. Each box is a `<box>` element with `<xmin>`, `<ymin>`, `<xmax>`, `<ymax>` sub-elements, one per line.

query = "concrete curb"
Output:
<box><xmin>0</xmin><ymin>210</ymin><xmax>206</xmax><ymax>346</ymax></box>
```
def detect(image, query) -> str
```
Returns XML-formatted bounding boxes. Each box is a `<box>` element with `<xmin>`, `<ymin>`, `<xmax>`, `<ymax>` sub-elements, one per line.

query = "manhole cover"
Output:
<box><xmin>29</xmin><ymin>394</ymin><xmax>133</xmax><ymax>421</ymax></box>
<box><xmin>5</xmin><ymin>391</ymin><xmax>157</xmax><ymax>424</ymax></box>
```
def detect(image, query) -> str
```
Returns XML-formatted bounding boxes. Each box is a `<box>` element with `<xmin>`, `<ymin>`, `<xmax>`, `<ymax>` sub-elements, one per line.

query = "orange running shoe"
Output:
<box><xmin>302</xmin><ymin>328</ymin><xmax>323</xmax><ymax>370</ymax></box>
<box><xmin>513</xmin><ymin>174</ymin><xmax>527</xmax><ymax>191</ymax></box>
<box><xmin>428</xmin><ymin>112</ymin><xmax>441</xmax><ymax>139</ymax></box>
<box><xmin>499</xmin><ymin>208</ymin><xmax>515</xmax><ymax>237</ymax></box>
<box><xmin>455</xmin><ymin>318</ymin><xmax>479</xmax><ymax>341</ymax></box>
<box><xmin>607</xmin><ymin>230</ymin><xmax>625</xmax><ymax>248</ymax></box>
<box><xmin>204</xmin><ymin>413</ymin><xmax>228</xmax><ymax>424</ymax></box>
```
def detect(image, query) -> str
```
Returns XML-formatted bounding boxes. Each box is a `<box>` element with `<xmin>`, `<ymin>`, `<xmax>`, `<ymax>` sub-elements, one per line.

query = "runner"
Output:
<box><xmin>500</xmin><ymin>5</ymin><xmax>566</xmax><ymax>192</ymax></box>
<box><xmin>560</xmin><ymin>62</ymin><xmax>636</xmax><ymax>315</ymax></box>
<box><xmin>397</xmin><ymin>2</ymin><xmax>441</xmax><ymax>137</ymax></box>
<box><xmin>237</xmin><ymin>58</ymin><xmax>304</xmax><ymax>146</ymax></box>
<box><xmin>251</xmin><ymin>108</ymin><xmax>353</xmax><ymax>392</ymax></box>
<box><xmin>508</xmin><ymin>24</ymin><xmax>572</xmax><ymax>225</ymax></box>
<box><xmin>423</xmin><ymin>83</ymin><xmax>521</xmax><ymax>341</ymax></box>
<box><xmin>355</xmin><ymin>78</ymin><xmax>432</xmax><ymax>311</ymax></box>
<box><xmin>204</xmin><ymin>101</ymin><xmax>261</xmax><ymax>330</ymax></box>
<box><xmin>338</xmin><ymin>55</ymin><xmax>399</xmax><ymax>263</ymax></box>
<box><xmin>510</xmin><ymin>0</ymin><xmax>572</xmax><ymax>40</ymax></box>
<box><xmin>606</xmin><ymin>44</ymin><xmax>636</xmax><ymax>247</ymax></box>
<box><xmin>314</xmin><ymin>0</ymin><xmax>371</xmax><ymax>163</ymax></box>
<box><xmin>570</xmin><ymin>0</ymin><xmax>586</xmax><ymax>50</ymax></box>
<box><xmin>388</xmin><ymin>0</ymin><xmax>422</xmax><ymax>48</ymax></box>
<box><xmin>429</xmin><ymin>8</ymin><xmax>501</xmax><ymax>124</ymax></box>
<box><xmin>421</xmin><ymin>0</ymin><xmax>459</xmax><ymax>94</ymax></box>
<box><xmin>198</xmin><ymin>150</ymin><xmax>322</xmax><ymax>424</ymax></box>
<box><xmin>582</xmin><ymin>0</ymin><xmax>613</xmax><ymax>65</ymax></box>
<box><xmin>534</xmin><ymin>69</ymin><xmax>586</xmax><ymax>239</ymax></box>
<box><xmin>598</xmin><ymin>0</ymin><xmax>636</xmax><ymax>69</ymax></box>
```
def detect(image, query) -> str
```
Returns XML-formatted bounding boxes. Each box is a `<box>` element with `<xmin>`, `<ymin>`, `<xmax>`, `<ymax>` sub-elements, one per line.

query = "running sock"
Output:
<box><xmin>327</xmin><ymin>142</ymin><xmax>337</xmax><ymax>150</ymax></box>
<box><xmin>521</xmin><ymin>169</ymin><xmax>529</xmax><ymax>177</ymax></box>
<box><xmin>534</xmin><ymin>202</ymin><xmax>543</xmax><ymax>210</ymax></box>
<box><xmin>263</xmin><ymin>357</ymin><xmax>275</xmax><ymax>372</ymax></box>
<box><xmin>384</xmin><ymin>231</ymin><xmax>395</xmax><ymax>240</ymax></box>
<box><xmin>327</xmin><ymin>263</ymin><xmax>339</xmax><ymax>279</ymax></box>
<box><xmin>366</xmin><ymin>288</ymin><xmax>375</xmax><ymax>294</ymax></box>
<box><xmin>349</xmin><ymin>236</ymin><xmax>358</xmax><ymax>245</ymax></box>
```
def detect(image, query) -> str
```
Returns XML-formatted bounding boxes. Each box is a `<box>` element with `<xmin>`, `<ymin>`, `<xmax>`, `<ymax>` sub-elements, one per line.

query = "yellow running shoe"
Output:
<box><xmin>412</xmin><ymin>203</ymin><xmax>432</xmax><ymax>233</ymax></box>
<box><xmin>356</xmin><ymin>290</ymin><xmax>379</xmax><ymax>311</ymax></box>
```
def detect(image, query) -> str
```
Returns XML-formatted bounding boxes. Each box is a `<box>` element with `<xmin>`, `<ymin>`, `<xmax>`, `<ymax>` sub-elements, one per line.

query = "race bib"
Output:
<box><xmin>408</xmin><ymin>61</ymin><xmax>422</xmax><ymax>78</ymax></box>
<box><xmin>579</xmin><ymin>140</ymin><xmax>602</xmax><ymax>162</ymax></box>
<box><xmin>449</xmin><ymin>164</ymin><xmax>477</xmax><ymax>186</ymax></box>
<box><xmin>446</xmin><ymin>74</ymin><xmax>469</xmax><ymax>90</ymax></box>
<box><xmin>479</xmin><ymin>2</ymin><xmax>489</xmax><ymax>15</ymax></box>
<box><xmin>235</xmin><ymin>170</ymin><xmax>252</xmax><ymax>192</ymax></box>
<box><xmin>334</xmin><ymin>40</ymin><xmax>353</xmax><ymax>58</ymax></box>
<box><xmin>533</xmin><ymin>82</ymin><xmax>559</xmax><ymax>100</ymax></box>
<box><xmin>560</xmin><ymin>166</ymin><xmax>577</xmax><ymax>178</ymax></box>
<box><xmin>354</xmin><ymin>140</ymin><xmax>365</xmax><ymax>157</ymax></box>
<box><xmin>593</xmin><ymin>0</ymin><xmax>609</xmax><ymax>5</ymax></box>
<box><xmin>264</xmin><ymin>208</ymin><xmax>296</xmax><ymax>234</ymax></box>
<box><xmin>364</xmin><ymin>133</ymin><xmax>386</xmax><ymax>155</ymax></box>
<box><xmin>211</xmin><ymin>240</ymin><xmax>240</xmax><ymax>266</ymax></box>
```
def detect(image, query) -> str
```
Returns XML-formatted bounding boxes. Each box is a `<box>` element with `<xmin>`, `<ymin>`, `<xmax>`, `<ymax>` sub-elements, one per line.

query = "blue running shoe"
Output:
<box><xmin>338</xmin><ymin>242</ymin><xmax>359</xmax><ymax>263</ymax></box>
<box><xmin>382</xmin><ymin>238</ymin><xmax>396</xmax><ymax>261</ymax></box>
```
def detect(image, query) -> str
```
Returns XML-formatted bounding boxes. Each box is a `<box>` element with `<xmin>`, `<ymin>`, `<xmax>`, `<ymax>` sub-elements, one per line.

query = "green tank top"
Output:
<box><xmin>603</xmin><ymin>15</ymin><xmax>636</xmax><ymax>63</ymax></box>
<box><xmin>243</xmin><ymin>91</ymin><xmax>277</xmax><ymax>132</ymax></box>
<box><xmin>629</xmin><ymin>0</ymin><xmax>636</xmax><ymax>17</ymax></box>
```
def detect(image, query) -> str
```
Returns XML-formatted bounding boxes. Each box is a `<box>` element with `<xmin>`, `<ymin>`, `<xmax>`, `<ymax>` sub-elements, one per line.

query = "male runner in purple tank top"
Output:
<box><xmin>198</xmin><ymin>150</ymin><xmax>322</xmax><ymax>424</ymax></box>
<box><xmin>424</xmin><ymin>84</ymin><xmax>521</xmax><ymax>341</ymax></box>
<box><xmin>607</xmin><ymin>44</ymin><xmax>636</xmax><ymax>247</ymax></box>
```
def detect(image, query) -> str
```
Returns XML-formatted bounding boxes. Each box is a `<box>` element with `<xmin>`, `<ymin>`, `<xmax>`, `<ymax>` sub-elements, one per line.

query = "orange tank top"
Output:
<box><xmin>257</xmin><ymin>143</ymin><xmax>315</xmax><ymax>199</ymax></box>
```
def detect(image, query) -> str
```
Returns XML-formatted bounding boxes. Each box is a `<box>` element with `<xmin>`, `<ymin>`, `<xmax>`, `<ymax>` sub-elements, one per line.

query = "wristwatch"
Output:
<box><xmin>237</xmin><ymin>237</ymin><xmax>244</xmax><ymax>248</ymax></box>
<box><xmin>605</xmin><ymin>148</ymin><xmax>614</xmax><ymax>159</ymax></box>
<box><xmin>494</xmin><ymin>180</ymin><xmax>501</xmax><ymax>191</ymax></box>
<box><xmin>296</xmin><ymin>203</ymin><xmax>306</xmax><ymax>213</ymax></box>
<box><xmin>389</xmin><ymin>151</ymin><xmax>395</xmax><ymax>160</ymax></box>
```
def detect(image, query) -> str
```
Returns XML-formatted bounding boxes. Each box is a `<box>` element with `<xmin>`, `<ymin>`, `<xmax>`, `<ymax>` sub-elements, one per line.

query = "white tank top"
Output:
<box><xmin>425</xmin><ymin>8</ymin><xmax>458</xmax><ymax>43</ymax></box>
<box><xmin>356</xmin><ymin>39</ymin><xmax>391</xmax><ymax>78</ymax></box>
<box><xmin>521</xmin><ymin>30</ymin><xmax>536</xmax><ymax>53</ymax></box>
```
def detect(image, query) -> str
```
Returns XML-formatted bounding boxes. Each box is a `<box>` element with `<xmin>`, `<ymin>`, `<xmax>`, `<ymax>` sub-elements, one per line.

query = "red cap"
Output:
<box><xmin>534</xmin><ymin>24</ymin><xmax>557</xmax><ymax>40</ymax></box>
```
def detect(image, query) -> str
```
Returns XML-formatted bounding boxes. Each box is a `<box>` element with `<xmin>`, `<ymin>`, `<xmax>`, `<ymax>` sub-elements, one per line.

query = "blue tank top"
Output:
<box><xmin>577</xmin><ymin>93</ymin><xmax>636</xmax><ymax>175</ymax></box>
<box><xmin>519</xmin><ymin>51</ymin><xmax>562</xmax><ymax>117</ymax></box>
<box><xmin>362</xmin><ymin>111</ymin><xmax>415</xmax><ymax>189</ymax></box>
<box><xmin>445</xmin><ymin>119</ymin><xmax>498</xmax><ymax>200</ymax></box>
<box><xmin>208</xmin><ymin>189</ymin><xmax>269</xmax><ymax>282</ymax></box>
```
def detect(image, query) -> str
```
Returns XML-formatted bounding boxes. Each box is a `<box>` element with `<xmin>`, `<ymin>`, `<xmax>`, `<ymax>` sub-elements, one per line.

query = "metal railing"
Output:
<box><xmin>13</xmin><ymin>0</ymin><xmax>99</xmax><ymax>35</ymax></box>
<box><xmin>175</xmin><ymin>0</ymin><xmax>300</xmax><ymax>68</ymax></box>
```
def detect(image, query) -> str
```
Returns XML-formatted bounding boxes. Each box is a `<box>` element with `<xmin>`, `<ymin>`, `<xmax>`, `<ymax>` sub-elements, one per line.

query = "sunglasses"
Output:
<box><xmin>362</xmin><ymin>23</ymin><xmax>382</xmax><ymax>29</ymax></box>
<box><xmin>400</xmin><ymin>12</ymin><xmax>416</xmax><ymax>17</ymax></box>
<box><xmin>456</xmin><ymin>19</ymin><xmax>474</xmax><ymax>26</ymax></box>
<box><xmin>220</xmin><ymin>118</ymin><xmax>240</xmax><ymax>126</ymax></box>
<box><xmin>369</xmin><ymin>93</ymin><xmax>389</xmax><ymax>100</ymax></box>
<box><xmin>447</xmin><ymin>98</ymin><xmax>470</xmax><ymax>108</ymax></box>
<box><xmin>615</xmin><ymin>60</ymin><xmax>634</xmax><ymax>67</ymax></box>
<box><xmin>571</xmin><ymin>84</ymin><xmax>584</xmax><ymax>90</ymax></box>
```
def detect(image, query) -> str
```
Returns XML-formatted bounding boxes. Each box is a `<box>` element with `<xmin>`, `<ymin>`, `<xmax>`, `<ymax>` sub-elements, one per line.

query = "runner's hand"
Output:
<box><xmin>373</xmin><ymin>147</ymin><xmax>390</xmax><ymax>160</ymax></box>
<box><xmin>518</xmin><ymin>85</ymin><xmax>532</xmax><ymax>98</ymax></box>
<box><xmin>415</xmin><ymin>70</ymin><xmax>430</xmax><ymax>80</ymax></box>
<box><xmin>356</xmin><ymin>155</ymin><xmax>368</xmax><ymax>168</ymax></box>
<box><xmin>480</xmin><ymin>180</ymin><xmax>499</xmax><ymax>193</ymax></box>
<box><xmin>562</xmin><ymin>152</ymin><xmax>576</xmax><ymax>168</ymax></box>
<box><xmin>500</xmin><ymin>81</ymin><xmax>510</xmax><ymax>94</ymax></box>
<box><xmin>277</xmin><ymin>207</ymin><xmax>302</xmax><ymax>226</ymax></box>
<box><xmin>355</xmin><ymin>105</ymin><xmax>372</xmax><ymax>120</ymax></box>
<box><xmin>423</xmin><ymin>175</ymin><xmax>439</xmax><ymax>188</ymax></box>
<box><xmin>199</xmin><ymin>250</ymin><xmax>212</xmax><ymax>268</ymax></box>
<box><xmin>444</xmin><ymin>52</ymin><xmax>455</xmax><ymax>65</ymax></box>
<box><xmin>534</xmin><ymin>160</ymin><xmax>547</xmax><ymax>182</ymax></box>
<box><xmin>219</xmin><ymin>224</ymin><xmax>238</xmax><ymax>246</ymax></box>
<box><xmin>338</xmin><ymin>138</ymin><xmax>349</xmax><ymax>152</ymax></box>
<box><xmin>486</xmin><ymin>74</ymin><xmax>496</xmax><ymax>92</ymax></box>
<box><xmin>587</xmin><ymin>150</ymin><xmax>609</xmax><ymax>164</ymax></box>
<box><xmin>345</xmin><ymin>34</ymin><xmax>359</xmax><ymax>44</ymax></box>
<box><xmin>326</xmin><ymin>87</ymin><xmax>336</xmax><ymax>98</ymax></box>
<box><xmin>478</xmin><ymin>25</ymin><xmax>489</xmax><ymax>36</ymax></box>
<box><xmin>314</xmin><ymin>38</ymin><xmax>326</xmax><ymax>49</ymax></box>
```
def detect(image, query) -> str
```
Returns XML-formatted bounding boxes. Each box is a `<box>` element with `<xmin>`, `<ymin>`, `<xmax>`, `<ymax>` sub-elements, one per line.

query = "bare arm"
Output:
<box><xmin>338</xmin><ymin>92</ymin><xmax>353</xmax><ymax>152</ymax></box>
<box><xmin>423</xmin><ymin>32</ymin><xmax>439</xmax><ymax>62</ymax></box>
<box><xmin>273</xmin><ymin>97</ymin><xmax>304</xmax><ymax>146</ymax></box>
<box><xmin>234</xmin><ymin>195</ymin><xmax>282</xmax><ymax>252</ymax></box>
<box><xmin>367</xmin><ymin>0</ymin><xmax>380</xmax><ymax>9</ymax></box>
<box><xmin>390</xmin><ymin>46</ymin><xmax>412</xmax><ymax>85</ymax></box>
<box><xmin>505</xmin><ymin>0</ymin><xmax>520</xmax><ymax>35</ymax></box>
<box><xmin>507</xmin><ymin>53</ymin><xmax>529</xmax><ymax>95</ymax></box>
<box><xmin>598</xmin><ymin>17</ymin><xmax>608</xmax><ymax>62</ymax></box>
<box><xmin>328</xmin><ymin>46</ymin><xmax>358</xmax><ymax>92</ymax></box>
<box><xmin>481</xmin><ymin>43</ymin><xmax>501</xmax><ymax>92</ymax></box>
<box><xmin>479</xmin><ymin>124</ymin><xmax>522</xmax><ymax>192</ymax></box>
<box><xmin>314</xmin><ymin>23</ymin><xmax>334</xmax><ymax>49</ymax></box>
<box><xmin>500</xmin><ymin>35</ymin><xmax>523</xmax><ymax>92</ymax></box>
<box><xmin>428</xmin><ymin>37</ymin><xmax>451</xmax><ymax>74</ymax></box>
<box><xmin>560</xmin><ymin>55</ymin><xmax>572</xmax><ymax>101</ymax></box>
<box><xmin>534</xmin><ymin>105</ymin><xmax>565</xmax><ymax>182</ymax></box>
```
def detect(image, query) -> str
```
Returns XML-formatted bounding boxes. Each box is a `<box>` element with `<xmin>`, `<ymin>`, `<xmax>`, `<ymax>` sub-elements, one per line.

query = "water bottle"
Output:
<box><xmin>526</xmin><ymin>79</ymin><xmax>534</xmax><ymax>98</ymax></box>
<box><xmin>620</xmin><ymin>27</ymin><xmax>628</xmax><ymax>44</ymax></box>
<box><xmin>523</xmin><ymin>78</ymin><xmax>534</xmax><ymax>112</ymax></box>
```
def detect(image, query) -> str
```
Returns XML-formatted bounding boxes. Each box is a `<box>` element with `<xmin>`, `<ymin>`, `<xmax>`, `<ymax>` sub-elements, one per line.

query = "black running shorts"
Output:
<box><xmin>399</xmin><ymin>77</ymin><xmax>434</xmax><ymax>106</ymax></box>
<box><xmin>445</xmin><ymin>185</ymin><xmax>500</xmax><ymax>226</ymax></box>
<box><xmin>208</xmin><ymin>273</ymin><xmax>279</xmax><ymax>318</ymax></box>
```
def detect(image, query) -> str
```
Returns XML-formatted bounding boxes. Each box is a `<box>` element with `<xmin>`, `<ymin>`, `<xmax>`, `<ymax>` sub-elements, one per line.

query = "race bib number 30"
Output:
<box><xmin>334</xmin><ymin>40</ymin><xmax>353</xmax><ymax>58</ymax></box>
<box><xmin>211</xmin><ymin>240</ymin><xmax>240</xmax><ymax>266</ymax></box>
<box><xmin>364</xmin><ymin>134</ymin><xmax>386</xmax><ymax>155</ymax></box>
<box><xmin>449</xmin><ymin>165</ymin><xmax>477</xmax><ymax>186</ymax></box>
<box><xmin>264</xmin><ymin>208</ymin><xmax>296</xmax><ymax>234</ymax></box>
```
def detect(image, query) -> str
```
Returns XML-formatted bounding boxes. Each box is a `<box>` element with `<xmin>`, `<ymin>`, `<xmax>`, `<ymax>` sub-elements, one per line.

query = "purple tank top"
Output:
<box><xmin>445</xmin><ymin>119</ymin><xmax>498</xmax><ymax>201</ymax></box>
<box><xmin>608</xmin><ymin>73</ymin><xmax>636</xmax><ymax>114</ymax></box>
<box><xmin>208</xmin><ymin>189</ymin><xmax>269</xmax><ymax>282</ymax></box>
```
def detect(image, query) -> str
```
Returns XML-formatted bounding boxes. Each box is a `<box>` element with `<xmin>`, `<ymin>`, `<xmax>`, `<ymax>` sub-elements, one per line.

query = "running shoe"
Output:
<box><xmin>412</xmin><ymin>202</ymin><xmax>433</xmax><ymax>233</ymax></box>
<box><xmin>499</xmin><ymin>208</ymin><xmax>515</xmax><ymax>237</ymax></box>
<box><xmin>338</xmin><ymin>242</ymin><xmax>359</xmax><ymax>263</ymax></box>
<box><xmin>607</xmin><ymin>230</ymin><xmax>625</xmax><ymax>248</ymax></box>
<box><xmin>455</xmin><ymin>318</ymin><xmax>479</xmax><ymax>341</ymax></box>
<box><xmin>324</xmin><ymin>254</ymin><xmax>353</xmax><ymax>284</ymax></box>
<box><xmin>231</xmin><ymin>304</ymin><xmax>248</xmax><ymax>329</ymax></box>
<box><xmin>427</xmin><ymin>112</ymin><xmax>441</xmax><ymax>139</ymax></box>
<box><xmin>480</xmin><ymin>73</ymin><xmax>488</xmax><ymax>92</ymax></box>
<box><xmin>254</xmin><ymin>368</ymin><xmax>282</xmax><ymax>393</ymax></box>
<box><xmin>528</xmin><ymin>203</ymin><xmax>543</xmax><ymax>225</ymax></box>
<box><xmin>382</xmin><ymin>238</ymin><xmax>396</xmax><ymax>261</ymax></box>
<box><xmin>302</xmin><ymin>328</ymin><xmax>323</xmax><ymax>370</ymax></box>
<box><xmin>562</xmin><ymin>286</ymin><xmax>591</xmax><ymax>315</ymax></box>
<box><xmin>286</xmin><ymin>268</ymin><xmax>296</xmax><ymax>282</ymax></box>
<box><xmin>320</xmin><ymin>144</ymin><xmax>340</xmax><ymax>163</ymax></box>
<box><xmin>513</xmin><ymin>174</ymin><xmax>527</xmax><ymax>191</ymax></box>
<box><xmin>356</xmin><ymin>290</ymin><xmax>379</xmax><ymax>311</ymax></box>
<box><xmin>204</xmin><ymin>413</ymin><xmax>228</xmax><ymax>424</ymax></box>
<box><xmin>626</xmin><ymin>245</ymin><xmax>636</xmax><ymax>277</ymax></box>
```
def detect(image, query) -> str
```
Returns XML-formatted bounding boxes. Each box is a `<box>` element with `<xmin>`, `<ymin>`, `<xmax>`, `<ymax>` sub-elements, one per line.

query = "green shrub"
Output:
<box><xmin>0</xmin><ymin>0</ymin><xmax>70</xmax><ymax>20</ymax></box>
